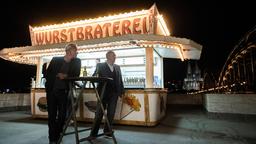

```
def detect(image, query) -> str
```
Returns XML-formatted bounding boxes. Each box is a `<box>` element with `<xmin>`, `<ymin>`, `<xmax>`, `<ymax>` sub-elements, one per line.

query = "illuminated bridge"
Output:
<box><xmin>202</xmin><ymin>25</ymin><xmax>256</xmax><ymax>94</ymax></box>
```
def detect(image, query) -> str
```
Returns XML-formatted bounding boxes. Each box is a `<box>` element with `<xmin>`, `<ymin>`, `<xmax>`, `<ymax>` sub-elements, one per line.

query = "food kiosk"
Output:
<box><xmin>0</xmin><ymin>4</ymin><xmax>202</xmax><ymax>126</ymax></box>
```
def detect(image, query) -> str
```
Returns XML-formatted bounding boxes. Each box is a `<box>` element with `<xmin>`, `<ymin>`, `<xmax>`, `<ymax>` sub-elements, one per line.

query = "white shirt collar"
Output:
<box><xmin>107</xmin><ymin>62</ymin><xmax>114</xmax><ymax>72</ymax></box>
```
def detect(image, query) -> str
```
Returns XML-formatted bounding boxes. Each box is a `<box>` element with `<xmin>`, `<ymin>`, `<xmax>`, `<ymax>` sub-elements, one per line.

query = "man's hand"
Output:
<box><xmin>119</xmin><ymin>92</ymin><xmax>125</xmax><ymax>99</ymax></box>
<box><xmin>56</xmin><ymin>73</ymin><xmax>68</xmax><ymax>80</ymax></box>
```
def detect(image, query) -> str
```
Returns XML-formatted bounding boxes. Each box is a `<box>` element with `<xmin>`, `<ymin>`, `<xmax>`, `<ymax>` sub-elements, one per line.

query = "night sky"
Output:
<box><xmin>0</xmin><ymin>0</ymin><xmax>255</xmax><ymax>91</ymax></box>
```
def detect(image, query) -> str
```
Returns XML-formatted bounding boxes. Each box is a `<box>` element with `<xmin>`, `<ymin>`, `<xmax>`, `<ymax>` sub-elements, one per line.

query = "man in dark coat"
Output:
<box><xmin>45</xmin><ymin>43</ymin><xmax>81</xmax><ymax>144</ymax></box>
<box><xmin>89</xmin><ymin>50</ymin><xmax>124</xmax><ymax>139</ymax></box>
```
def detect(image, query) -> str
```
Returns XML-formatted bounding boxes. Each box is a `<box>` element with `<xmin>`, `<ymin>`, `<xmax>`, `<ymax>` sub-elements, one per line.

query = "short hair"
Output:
<box><xmin>106</xmin><ymin>50</ymin><xmax>115</xmax><ymax>58</ymax></box>
<box><xmin>65</xmin><ymin>43</ymin><xmax>77</xmax><ymax>52</ymax></box>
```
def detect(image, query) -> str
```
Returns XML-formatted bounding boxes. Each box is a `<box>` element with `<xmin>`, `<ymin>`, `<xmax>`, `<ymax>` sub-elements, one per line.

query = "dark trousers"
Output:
<box><xmin>90</xmin><ymin>91</ymin><xmax>118</xmax><ymax>136</ymax></box>
<box><xmin>46</xmin><ymin>89</ymin><xmax>68</xmax><ymax>142</ymax></box>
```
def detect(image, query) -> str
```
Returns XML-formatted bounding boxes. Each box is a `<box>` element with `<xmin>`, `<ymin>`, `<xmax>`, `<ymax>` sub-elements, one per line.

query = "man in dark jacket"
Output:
<box><xmin>45</xmin><ymin>43</ymin><xmax>81</xmax><ymax>144</ymax></box>
<box><xmin>89</xmin><ymin>50</ymin><xmax>124</xmax><ymax>139</ymax></box>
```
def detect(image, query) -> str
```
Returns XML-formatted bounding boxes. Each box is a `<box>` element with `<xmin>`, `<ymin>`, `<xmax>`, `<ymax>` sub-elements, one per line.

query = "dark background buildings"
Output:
<box><xmin>0</xmin><ymin>0</ymin><xmax>255</xmax><ymax>92</ymax></box>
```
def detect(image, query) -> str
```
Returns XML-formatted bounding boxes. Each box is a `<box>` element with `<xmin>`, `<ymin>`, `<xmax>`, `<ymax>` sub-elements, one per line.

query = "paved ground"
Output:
<box><xmin>0</xmin><ymin>105</ymin><xmax>256</xmax><ymax>144</ymax></box>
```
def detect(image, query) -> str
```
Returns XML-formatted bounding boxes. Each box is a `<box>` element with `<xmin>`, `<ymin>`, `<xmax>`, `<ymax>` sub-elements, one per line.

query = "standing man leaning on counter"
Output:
<box><xmin>45</xmin><ymin>43</ymin><xmax>81</xmax><ymax>144</ymax></box>
<box><xmin>89</xmin><ymin>50</ymin><xmax>124</xmax><ymax>139</ymax></box>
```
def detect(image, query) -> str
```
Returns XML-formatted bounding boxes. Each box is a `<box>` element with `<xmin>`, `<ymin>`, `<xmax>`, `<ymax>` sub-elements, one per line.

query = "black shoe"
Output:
<box><xmin>104</xmin><ymin>134</ymin><xmax>112</xmax><ymax>139</ymax></box>
<box><xmin>49</xmin><ymin>141</ymin><xmax>57</xmax><ymax>144</ymax></box>
<box><xmin>86</xmin><ymin>135</ymin><xmax>96</xmax><ymax>141</ymax></box>
<box><xmin>104</xmin><ymin>131</ymin><xmax>113</xmax><ymax>139</ymax></box>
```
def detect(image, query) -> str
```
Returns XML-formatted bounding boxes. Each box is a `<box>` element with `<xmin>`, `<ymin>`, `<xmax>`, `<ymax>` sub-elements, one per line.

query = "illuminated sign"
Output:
<box><xmin>29</xmin><ymin>5</ymin><xmax>170</xmax><ymax>46</ymax></box>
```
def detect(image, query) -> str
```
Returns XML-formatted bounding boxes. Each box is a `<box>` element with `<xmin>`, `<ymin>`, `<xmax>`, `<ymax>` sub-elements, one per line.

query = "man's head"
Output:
<box><xmin>65</xmin><ymin>43</ymin><xmax>78</xmax><ymax>60</ymax></box>
<box><xmin>106</xmin><ymin>50</ymin><xmax>116</xmax><ymax>65</ymax></box>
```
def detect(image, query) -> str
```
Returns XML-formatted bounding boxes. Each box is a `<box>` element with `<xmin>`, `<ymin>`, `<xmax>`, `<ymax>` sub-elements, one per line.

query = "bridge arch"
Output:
<box><xmin>217</xmin><ymin>25</ymin><xmax>256</xmax><ymax>93</ymax></box>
